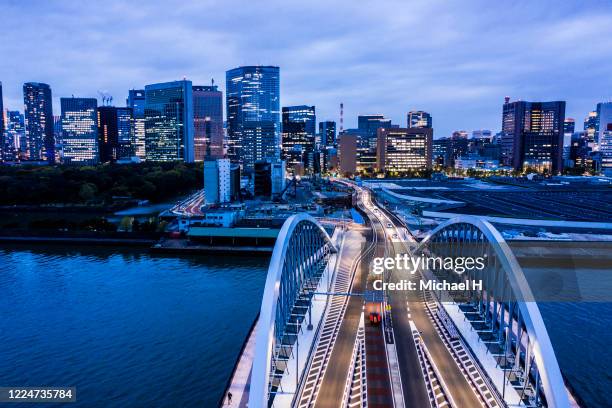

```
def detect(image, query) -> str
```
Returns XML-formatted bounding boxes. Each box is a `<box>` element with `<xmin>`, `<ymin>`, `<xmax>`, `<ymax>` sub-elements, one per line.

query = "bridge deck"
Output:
<box><xmin>314</xmin><ymin>230</ymin><xmax>370</xmax><ymax>407</ymax></box>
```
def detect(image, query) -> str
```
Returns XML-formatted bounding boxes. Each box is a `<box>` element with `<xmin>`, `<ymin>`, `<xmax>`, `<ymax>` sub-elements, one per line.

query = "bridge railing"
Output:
<box><xmin>414</xmin><ymin>215</ymin><xmax>569</xmax><ymax>408</ymax></box>
<box><xmin>249</xmin><ymin>214</ymin><xmax>337</xmax><ymax>408</ymax></box>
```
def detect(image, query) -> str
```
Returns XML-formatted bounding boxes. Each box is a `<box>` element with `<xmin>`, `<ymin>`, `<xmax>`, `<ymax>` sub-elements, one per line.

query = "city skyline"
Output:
<box><xmin>2</xmin><ymin>1</ymin><xmax>612</xmax><ymax>138</ymax></box>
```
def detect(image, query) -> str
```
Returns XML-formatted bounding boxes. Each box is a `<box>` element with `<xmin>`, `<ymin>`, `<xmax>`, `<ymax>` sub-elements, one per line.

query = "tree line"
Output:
<box><xmin>0</xmin><ymin>162</ymin><xmax>203</xmax><ymax>205</ymax></box>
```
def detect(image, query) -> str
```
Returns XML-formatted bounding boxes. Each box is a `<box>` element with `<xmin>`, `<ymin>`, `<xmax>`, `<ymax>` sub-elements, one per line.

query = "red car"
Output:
<box><xmin>369</xmin><ymin>312</ymin><xmax>381</xmax><ymax>326</ymax></box>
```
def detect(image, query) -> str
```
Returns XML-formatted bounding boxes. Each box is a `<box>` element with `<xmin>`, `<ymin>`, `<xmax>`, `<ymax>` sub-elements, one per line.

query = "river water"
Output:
<box><xmin>0</xmin><ymin>245</ymin><xmax>267</xmax><ymax>407</ymax></box>
<box><xmin>0</xmin><ymin>246</ymin><xmax>609</xmax><ymax>407</ymax></box>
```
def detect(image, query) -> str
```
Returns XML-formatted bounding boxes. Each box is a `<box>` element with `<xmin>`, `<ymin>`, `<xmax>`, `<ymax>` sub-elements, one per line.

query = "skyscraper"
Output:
<box><xmin>319</xmin><ymin>121</ymin><xmax>336</xmax><ymax>146</ymax></box>
<box><xmin>144</xmin><ymin>80</ymin><xmax>194</xmax><ymax>162</ymax></box>
<box><xmin>281</xmin><ymin>105</ymin><xmax>316</xmax><ymax>172</ymax></box>
<box><xmin>61</xmin><ymin>97</ymin><xmax>98</xmax><ymax>165</ymax></box>
<box><xmin>0</xmin><ymin>82</ymin><xmax>5</xmax><ymax>160</ymax></box>
<box><xmin>127</xmin><ymin>89</ymin><xmax>146</xmax><ymax>160</ymax></box>
<box><xmin>563</xmin><ymin>118</ymin><xmax>575</xmax><ymax>161</ymax></box>
<box><xmin>23</xmin><ymin>82</ymin><xmax>54</xmax><ymax>163</ymax></box>
<box><xmin>5</xmin><ymin>111</ymin><xmax>25</xmax><ymax>160</ymax></box>
<box><xmin>583</xmin><ymin>111</ymin><xmax>598</xmax><ymax>143</ymax></box>
<box><xmin>358</xmin><ymin>114</ymin><xmax>391</xmax><ymax>142</ymax></box>
<box><xmin>338</xmin><ymin>132</ymin><xmax>357</xmax><ymax>175</ymax></box>
<box><xmin>407</xmin><ymin>111</ymin><xmax>432</xmax><ymax>129</ymax></box>
<box><xmin>377</xmin><ymin>127</ymin><xmax>433</xmax><ymax>172</ymax></box>
<box><xmin>97</xmin><ymin>106</ymin><xmax>133</xmax><ymax>163</ymax></box>
<box><xmin>226</xmin><ymin>66</ymin><xmax>280</xmax><ymax>172</ymax></box>
<box><xmin>595</xmin><ymin>102</ymin><xmax>612</xmax><ymax>144</ymax></box>
<box><xmin>356</xmin><ymin>114</ymin><xmax>392</xmax><ymax>170</ymax></box>
<box><xmin>193</xmin><ymin>84</ymin><xmax>224</xmax><ymax>161</ymax></box>
<box><xmin>53</xmin><ymin>115</ymin><xmax>62</xmax><ymax>159</ymax></box>
<box><xmin>501</xmin><ymin>98</ymin><xmax>565</xmax><ymax>173</ymax></box>
<box><xmin>600</xmin><ymin>123</ymin><xmax>612</xmax><ymax>176</ymax></box>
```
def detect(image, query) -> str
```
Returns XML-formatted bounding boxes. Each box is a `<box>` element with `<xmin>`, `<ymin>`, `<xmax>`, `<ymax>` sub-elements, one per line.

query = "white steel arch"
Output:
<box><xmin>417</xmin><ymin>215</ymin><xmax>570</xmax><ymax>408</ymax></box>
<box><xmin>249</xmin><ymin>213</ymin><xmax>337</xmax><ymax>408</ymax></box>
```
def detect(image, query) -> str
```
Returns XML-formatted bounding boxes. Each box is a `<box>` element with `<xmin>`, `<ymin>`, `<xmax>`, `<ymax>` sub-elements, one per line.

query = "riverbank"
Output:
<box><xmin>0</xmin><ymin>231</ymin><xmax>159</xmax><ymax>247</ymax></box>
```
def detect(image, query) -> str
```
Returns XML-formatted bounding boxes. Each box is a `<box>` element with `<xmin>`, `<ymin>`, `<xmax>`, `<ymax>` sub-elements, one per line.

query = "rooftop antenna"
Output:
<box><xmin>211</xmin><ymin>78</ymin><xmax>215</xmax><ymax>87</ymax></box>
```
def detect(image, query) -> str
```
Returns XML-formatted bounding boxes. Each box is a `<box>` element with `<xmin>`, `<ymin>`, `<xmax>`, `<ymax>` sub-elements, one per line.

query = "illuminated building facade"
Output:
<box><xmin>144</xmin><ymin>80</ymin><xmax>194</xmax><ymax>162</ymax></box>
<box><xmin>127</xmin><ymin>89</ymin><xmax>146</xmax><ymax>160</ymax></box>
<box><xmin>23</xmin><ymin>82</ymin><xmax>54</xmax><ymax>163</ymax></box>
<box><xmin>356</xmin><ymin>114</ymin><xmax>391</xmax><ymax>171</ymax></box>
<box><xmin>61</xmin><ymin>97</ymin><xmax>98</xmax><ymax>165</ymax></box>
<box><xmin>5</xmin><ymin>111</ymin><xmax>25</xmax><ymax>160</ymax></box>
<box><xmin>226</xmin><ymin>66</ymin><xmax>280</xmax><ymax>172</ymax></box>
<box><xmin>407</xmin><ymin>110</ymin><xmax>432</xmax><ymax>129</ymax></box>
<box><xmin>0</xmin><ymin>82</ymin><xmax>4</xmax><ymax>160</ymax></box>
<box><xmin>319</xmin><ymin>121</ymin><xmax>336</xmax><ymax>147</ymax></box>
<box><xmin>193</xmin><ymin>84</ymin><xmax>223</xmax><ymax>161</ymax></box>
<box><xmin>595</xmin><ymin>102</ymin><xmax>612</xmax><ymax>144</ymax></box>
<box><xmin>281</xmin><ymin>105</ymin><xmax>316</xmax><ymax>172</ymax></box>
<box><xmin>377</xmin><ymin>127</ymin><xmax>433</xmax><ymax>173</ymax></box>
<box><xmin>501</xmin><ymin>98</ymin><xmax>565</xmax><ymax>173</ymax></box>
<box><xmin>97</xmin><ymin>106</ymin><xmax>133</xmax><ymax>163</ymax></box>
<box><xmin>600</xmin><ymin>124</ymin><xmax>612</xmax><ymax>176</ymax></box>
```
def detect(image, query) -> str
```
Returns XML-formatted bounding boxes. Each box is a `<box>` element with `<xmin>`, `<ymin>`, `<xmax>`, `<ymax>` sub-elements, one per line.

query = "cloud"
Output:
<box><xmin>1</xmin><ymin>0</ymin><xmax>612</xmax><ymax>137</ymax></box>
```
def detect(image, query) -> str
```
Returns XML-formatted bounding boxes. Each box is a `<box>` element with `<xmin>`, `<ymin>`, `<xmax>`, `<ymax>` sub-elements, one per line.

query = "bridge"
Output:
<box><xmin>224</xmin><ymin>184</ymin><xmax>581</xmax><ymax>408</ymax></box>
<box><xmin>412</xmin><ymin>216</ymin><xmax>570</xmax><ymax>407</ymax></box>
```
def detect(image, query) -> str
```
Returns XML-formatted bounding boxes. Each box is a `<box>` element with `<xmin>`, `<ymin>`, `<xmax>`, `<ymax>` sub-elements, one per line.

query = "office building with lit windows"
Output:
<box><xmin>281</xmin><ymin>105</ymin><xmax>316</xmax><ymax>172</ymax></box>
<box><xmin>144</xmin><ymin>80</ymin><xmax>194</xmax><ymax>162</ymax></box>
<box><xmin>193</xmin><ymin>84</ymin><xmax>223</xmax><ymax>161</ymax></box>
<box><xmin>0</xmin><ymin>83</ymin><xmax>4</xmax><ymax>156</ymax></box>
<box><xmin>376</xmin><ymin>127</ymin><xmax>433</xmax><ymax>173</ymax></box>
<box><xmin>600</xmin><ymin>124</ymin><xmax>612</xmax><ymax>176</ymax></box>
<box><xmin>355</xmin><ymin>114</ymin><xmax>392</xmax><ymax>171</ymax></box>
<box><xmin>5</xmin><ymin>111</ymin><xmax>25</xmax><ymax>160</ymax></box>
<box><xmin>319</xmin><ymin>121</ymin><xmax>336</xmax><ymax>146</ymax></box>
<box><xmin>127</xmin><ymin>89</ymin><xmax>146</xmax><ymax>160</ymax></box>
<box><xmin>595</xmin><ymin>102</ymin><xmax>612</xmax><ymax>144</ymax></box>
<box><xmin>23</xmin><ymin>82</ymin><xmax>54</xmax><ymax>163</ymax></box>
<box><xmin>226</xmin><ymin>66</ymin><xmax>280</xmax><ymax>172</ymax></box>
<box><xmin>61</xmin><ymin>97</ymin><xmax>98</xmax><ymax>165</ymax></box>
<box><xmin>584</xmin><ymin>111</ymin><xmax>598</xmax><ymax>143</ymax></box>
<box><xmin>97</xmin><ymin>106</ymin><xmax>133</xmax><ymax>163</ymax></box>
<box><xmin>501</xmin><ymin>98</ymin><xmax>565</xmax><ymax>173</ymax></box>
<box><xmin>407</xmin><ymin>111</ymin><xmax>432</xmax><ymax>129</ymax></box>
<box><xmin>563</xmin><ymin>118</ymin><xmax>575</xmax><ymax>161</ymax></box>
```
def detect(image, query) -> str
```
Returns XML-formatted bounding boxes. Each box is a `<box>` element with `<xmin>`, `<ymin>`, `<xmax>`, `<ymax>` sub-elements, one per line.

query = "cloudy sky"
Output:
<box><xmin>1</xmin><ymin>0</ymin><xmax>612</xmax><ymax>137</ymax></box>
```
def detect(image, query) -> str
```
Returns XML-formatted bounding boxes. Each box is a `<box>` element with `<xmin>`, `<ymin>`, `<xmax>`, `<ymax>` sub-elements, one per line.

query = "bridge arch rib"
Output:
<box><xmin>249</xmin><ymin>213</ymin><xmax>337</xmax><ymax>408</ymax></box>
<box><xmin>415</xmin><ymin>215</ymin><xmax>570</xmax><ymax>408</ymax></box>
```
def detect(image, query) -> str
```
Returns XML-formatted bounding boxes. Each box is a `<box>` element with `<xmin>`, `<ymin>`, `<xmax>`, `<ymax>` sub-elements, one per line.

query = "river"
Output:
<box><xmin>0</xmin><ymin>246</ymin><xmax>609</xmax><ymax>407</ymax></box>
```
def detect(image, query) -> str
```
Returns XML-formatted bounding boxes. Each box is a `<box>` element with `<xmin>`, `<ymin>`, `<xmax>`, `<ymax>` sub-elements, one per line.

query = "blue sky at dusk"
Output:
<box><xmin>1</xmin><ymin>0</ymin><xmax>612</xmax><ymax>137</ymax></box>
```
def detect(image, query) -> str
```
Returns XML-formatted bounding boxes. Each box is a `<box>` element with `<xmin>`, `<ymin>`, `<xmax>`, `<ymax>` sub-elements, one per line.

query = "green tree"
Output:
<box><xmin>79</xmin><ymin>183</ymin><xmax>98</xmax><ymax>201</ymax></box>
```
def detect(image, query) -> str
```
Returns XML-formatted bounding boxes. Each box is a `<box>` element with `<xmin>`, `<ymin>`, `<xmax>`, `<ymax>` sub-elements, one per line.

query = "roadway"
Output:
<box><xmin>356</xmin><ymin>185</ymin><xmax>483</xmax><ymax>408</ymax></box>
<box><xmin>314</xmin><ymin>190</ymin><xmax>377</xmax><ymax>407</ymax></box>
<box><xmin>170</xmin><ymin>190</ymin><xmax>205</xmax><ymax>216</ymax></box>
